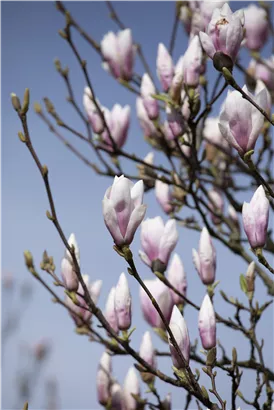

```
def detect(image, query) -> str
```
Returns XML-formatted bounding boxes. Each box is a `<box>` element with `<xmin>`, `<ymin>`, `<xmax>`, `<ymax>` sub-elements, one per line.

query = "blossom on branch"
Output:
<box><xmin>167</xmin><ymin>253</ymin><xmax>187</xmax><ymax>305</ymax></box>
<box><xmin>198</xmin><ymin>294</ymin><xmax>216</xmax><ymax>349</ymax></box>
<box><xmin>114</xmin><ymin>272</ymin><xmax>132</xmax><ymax>331</ymax></box>
<box><xmin>168</xmin><ymin>305</ymin><xmax>190</xmax><ymax>368</ymax></box>
<box><xmin>193</xmin><ymin>227</ymin><xmax>216</xmax><ymax>285</ymax></box>
<box><xmin>243</xmin><ymin>4</ymin><xmax>269</xmax><ymax>51</ymax></box>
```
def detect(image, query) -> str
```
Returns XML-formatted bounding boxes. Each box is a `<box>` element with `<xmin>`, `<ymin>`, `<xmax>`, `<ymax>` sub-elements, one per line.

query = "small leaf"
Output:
<box><xmin>239</xmin><ymin>274</ymin><xmax>248</xmax><ymax>294</ymax></box>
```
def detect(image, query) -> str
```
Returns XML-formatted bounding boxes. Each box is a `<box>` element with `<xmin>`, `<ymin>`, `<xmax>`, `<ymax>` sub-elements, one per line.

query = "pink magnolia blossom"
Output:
<box><xmin>242</xmin><ymin>185</ymin><xmax>269</xmax><ymax>249</ymax></box>
<box><xmin>115</xmin><ymin>273</ymin><xmax>132</xmax><ymax>331</ymax></box>
<box><xmin>136</xmin><ymin>97</ymin><xmax>160</xmax><ymax>138</ymax></box>
<box><xmin>193</xmin><ymin>227</ymin><xmax>216</xmax><ymax>285</ymax></box>
<box><xmin>61</xmin><ymin>257</ymin><xmax>79</xmax><ymax>292</ymax></box>
<box><xmin>167</xmin><ymin>253</ymin><xmax>187</xmax><ymax>305</ymax></box>
<box><xmin>140</xmin><ymin>73</ymin><xmax>159</xmax><ymax>120</ymax></box>
<box><xmin>101</xmin><ymin>104</ymin><xmax>131</xmax><ymax>151</ymax></box>
<box><xmin>97</xmin><ymin>352</ymin><xmax>112</xmax><ymax>405</ymax></box>
<box><xmin>255</xmin><ymin>80</ymin><xmax>272</xmax><ymax>116</ymax></box>
<box><xmin>168</xmin><ymin>305</ymin><xmax>190</xmax><ymax>368</ymax></box>
<box><xmin>123</xmin><ymin>367</ymin><xmax>140</xmax><ymax>410</ymax></box>
<box><xmin>156</xmin><ymin>43</ymin><xmax>174</xmax><ymax>92</ymax></box>
<box><xmin>182</xmin><ymin>35</ymin><xmax>203</xmax><ymax>87</ymax></box>
<box><xmin>198</xmin><ymin>294</ymin><xmax>216</xmax><ymax>349</ymax></box>
<box><xmin>139</xmin><ymin>217</ymin><xmax>178</xmax><ymax>268</ymax></box>
<box><xmin>244</xmin><ymin>4</ymin><xmax>269</xmax><ymax>51</ymax></box>
<box><xmin>103</xmin><ymin>175</ymin><xmax>146</xmax><ymax>246</ymax></box>
<box><xmin>208</xmin><ymin>188</ymin><xmax>224</xmax><ymax>225</ymax></box>
<box><xmin>83</xmin><ymin>88</ymin><xmax>104</xmax><ymax>134</ymax></box>
<box><xmin>203</xmin><ymin>116</ymin><xmax>230</xmax><ymax>152</ymax></box>
<box><xmin>248</xmin><ymin>57</ymin><xmax>274</xmax><ymax>92</ymax></box>
<box><xmin>139</xmin><ymin>279</ymin><xmax>174</xmax><ymax>329</ymax></box>
<box><xmin>165</xmin><ymin>105</ymin><xmax>185</xmax><ymax>139</ymax></box>
<box><xmin>155</xmin><ymin>179</ymin><xmax>174</xmax><ymax>214</ymax></box>
<box><xmin>110</xmin><ymin>383</ymin><xmax>125</xmax><ymax>410</ymax></box>
<box><xmin>199</xmin><ymin>3</ymin><xmax>244</xmax><ymax>62</ymax></box>
<box><xmin>218</xmin><ymin>86</ymin><xmax>268</xmax><ymax>155</ymax></box>
<box><xmin>139</xmin><ymin>331</ymin><xmax>157</xmax><ymax>368</ymax></box>
<box><xmin>101</xmin><ymin>29</ymin><xmax>135</xmax><ymax>80</ymax></box>
<box><xmin>105</xmin><ymin>287</ymin><xmax>119</xmax><ymax>333</ymax></box>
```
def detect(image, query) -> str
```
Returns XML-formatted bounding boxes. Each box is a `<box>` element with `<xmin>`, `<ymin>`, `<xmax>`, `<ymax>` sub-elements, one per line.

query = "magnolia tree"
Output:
<box><xmin>11</xmin><ymin>1</ymin><xmax>274</xmax><ymax>409</ymax></box>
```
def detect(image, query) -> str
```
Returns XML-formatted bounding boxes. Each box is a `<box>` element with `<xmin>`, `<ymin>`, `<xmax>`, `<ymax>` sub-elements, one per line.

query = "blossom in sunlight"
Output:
<box><xmin>123</xmin><ymin>367</ymin><xmax>140</xmax><ymax>410</ymax></box>
<box><xmin>199</xmin><ymin>3</ymin><xmax>244</xmax><ymax>63</ymax></box>
<box><xmin>218</xmin><ymin>86</ymin><xmax>268</xmax><ymax>155</ymax></box>
<box><xmin>97</xmin><ymin>352</ymin><xmax>112</xmax><ymax>405</ymax></box>
<box><xmin>156</xmin><ymin>43</ymin><xmax>174</xmax><ymax>92</ymax></box>
<box><xmin>140</xmin><ymin>73</ymin><xmax>159</xmax><ymax>120</ymax></box>
<box><xmin>101</xmin><ymin>29</ymin><xmax>135</xmax><ymax>80</ymax></box>
<box><xmin>167</xmin><ymin>253</ymin><xmax>187</xmax><ymax>305</ymax></box>
<box><xmin>139</xmin><ymin>217</ymin><xmax>178</xmax><ymax>269</ymax></box>
<box><xmin>242</xmin><ymin>186</ymin><xmax>269</xmax><ymax>249</ymax></box>
<box><xmin>155</xmin><ymin>179</ymin><xmax>174</xmax><ymax>214</ymax></box>
<box><xmin>243</xmin><ymin>4</ymin><xmax>269</xmax><ymax>51</ymax></box>
<box><xmin>140</xmin><ymin>279</ymin><xmax>174</xmax><ymax>329</ymax></box>
<box><xmin>193</xmin><ymin>227</ymin><xmax>216</xmax><ymax>285</ymax></box>
<box><xmin>103</xmin><ymin>175</ymin><xmax>146</xmax><ymax>246</ymax></box>
<box><xmin>115</xmin><ymin>272</ymin><xmax>132</xmax><ymax>330</ymax></box>
<box><xmin>198</xmin><ymin>294</ymin><xmax>216</xmax><ymax>349</ymax></box>
<box><xmin>168</xmin><ymin>305</ymin><xmax>190</xmax><ymax>368</ymax></box>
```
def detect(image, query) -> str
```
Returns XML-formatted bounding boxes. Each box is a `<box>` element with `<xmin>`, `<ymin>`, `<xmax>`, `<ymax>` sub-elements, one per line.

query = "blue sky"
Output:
<box><xmin>2</xmin><ymin>1</ymin><xmax>273</xmax><ymax>409</ymax></box>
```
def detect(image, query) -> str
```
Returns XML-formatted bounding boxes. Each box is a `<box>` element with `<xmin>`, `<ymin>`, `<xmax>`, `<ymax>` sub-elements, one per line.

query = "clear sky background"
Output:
<box><xmin>2</xmin><ymin>1</ymin><xmax>273</xmax><ymax>409</ymax></box>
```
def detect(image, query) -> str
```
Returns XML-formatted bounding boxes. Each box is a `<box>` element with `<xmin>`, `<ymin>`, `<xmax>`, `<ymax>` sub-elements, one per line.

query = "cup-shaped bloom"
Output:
<box><xmin>101</xmin><ymin>29</ymin><xmax>134</xmax><ymax>80</ymax></box>
<box><xmin>155</xmin><ymin>179</ymin><xmax>174</xmax><ymax>214</ymax></box>
<box><xmin>208</xmin><ymin>189</ymin><xmax>224</xmax><ymax>225</ymax></box>
<box><xmin>242</xmin><ymin>186</ymin><xmax>269</xmax><ymax>249</ymax></box>
<box><xmin>244</xmin><ymin>5</ymin><xmax>269</xmax><ymax>51</ymax></box>
<box><xmin>97</xmin><ymin>351</ymin><xmax>112</xmax><ymax>405</ymax></box>
<box><xmin>103</xmin><ymin>175</ymin><xmax>147</xmax><ymax>246</ymax></box>
<box><xmin>100</xmin><ymin>104</ymin><xmax>131</xmax><ymax>151</ymax></box>
<box><xmin>66</xmin><ymin>233</ymin><xmax>80</xmax><ymax>266</ymax></box>
<box><xmin>105</xmin><ymin>287</ymin><xmax>119</xmax><ymax>333</ymax></box>
<box><xmin>140</xmin><ymin>279</ymin><xmax>174</xmax><ymax>329</ymax></box>
<box><xmin>141</xmin><ymin>74</ymin><xmax>159</xmax><ymax>120</ymax></box>
<box><xmin>83</xmin><ymin>88</ymin><xmax>104</xmax><ymax>134</ymax></box>
<box><xmin>193</xmin><ymin>227</ymin><xmax>216</xmax><ymax>285</ymax></box>
<box><xmin>140</xmin><ymin>331</ymin><xmax>157</xmax><ymax>368</ymax></box>
<box><xmin>61</xmin><ymin>257</ymin><xmax>79</xmax><ymax>292</ymax></box>
<box><xmin>168</xmin><ymin>306</ymin><xmax>190</xmax><ymax>368</ymax></box>
<box><xmin>139</xmin><ymin>217</ymin><xmax>178</xmax><ymax>268</ymax></box>
<box><xmin>199</xmin><ymin>3</ymin><xmax>244</xmax><ymax>62</ymax></box>
<box><xmin>218</xmin><ymin>86</ymin><xmax>268</xmax><ymax>155</ymax></box>
<box><xmin>123</xmin><ymin>367</ymin><xmax>140</xmax><ymax>410</ymax></box>
<box><xmin>248</xmin><ymin>57</ymin><xmax>274</xmax><ymax>92</ymax></box>
<box><xmin>182</xmin><ymin>35</ymin><xmax>203</xmax><ymax>87</ymax></box>
<box><xmin>110</xmin><ymin>383</ymin><xmax>125</xmax><ymax>410</ymax></box>
<box><xmin>198</xmin><ymin>294</ymin><xmax>216</xmax><ymax>349</ymax></box>
<box><xmin>156</xmin><ymin>43</ymin><xmax>174</xmax><ymax>92</ymax></box>
<box><xmin>167</xmin><ymin>253</ymin><xmax>187</xmax><ymax>305</ymax></box>
<box><xmin>115</xmin><ymin>272</ymin><xmax>132</xmax><ymax>331</ymax></box>
<box><xmin>162</xmin><ymin>393</ymin><xmax>172</xmax><ymax>410</ymax></box>
<box><xmin>136</xmin><ymin>97</ymin><xmax>160</xmax><ymax>138</ymax></box>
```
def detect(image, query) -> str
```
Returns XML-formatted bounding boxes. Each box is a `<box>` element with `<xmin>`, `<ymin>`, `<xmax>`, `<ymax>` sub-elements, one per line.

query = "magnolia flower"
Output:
<box><xmin>105</xmin><ymin>287</ymin><xmax>119</xmax><ymax>333</ymax></box>
<box><xmin>66</xmin><ymin>233</ymin><xmax>80</xmax><ymax>265</ymax></box>
<box><xmin>115</xmin><ymin>273</ymin><xmax>132</xmax><ymax>331</ymax></box>
<box><xmin>248</xmin><ymin>57</ymin><xmax>274</xmax><ymax>92</ymax></box>
<box><xmin>182</xmin><ymin>35</ymin><xmax>203</xmax><ymax>87</ymax></box>
<box><xmin>103</xmin><ymin>175</ymin><xmax>146</xmax><ymax>246</ymax></box>
<box><xmin>139</xmin><ymin>331</ymin><xmax>156</xmax><ymax>368</ymax></box>
<box><xmin>218</xmin><ymin>86</ymin><xmax>268</xmax><ymax>155</ymax></box>
<box><xmin>155</xmin><ymin>179</ymin><xmax>174</xmax><ymax>214</ymax></box>
<box><xmin>199</xmin><ymin>3</ymin><xmax>244</xmax><ymax>63</ymax></box>
<box><xmin>242</xmin><ymin>186</ymin><xmax>269</xmax><ymax>249</ymax></box>
<box><xmin>123</xmin><ymin>367</ymin><xmax>140</xmax><ymax>410</ymax></box>
<box><xmin>169</xmin><ymin>57</ymin><xmax>184</xmax><ymax>102</ymax></box>
<box><xmin>101</xmin><ymin>29</ymin><xmax>134</xmax><ymax>80</ymax></box>
<box><xmin>110</xmin><ymin>383</ymin><xmax>125</xmax><ymax>410</ymax></box>
<box><xmin>136</xmin><ymin>97</ymin><xmax>159</xmax><ymax>138</ymax></box>
<box><xmin>101</xmin><ymin>104</ymin><xmax>131</xmax><ymax>151</ymax></box>
<box><xmin>168</xmin><ymin>305</ymin><xmax>190</xmax><ymax>368</ymax></box>
<box><xmin>255</xmin><ymin>80</ymin><xmax>272</xmax><ymax>116</ymax></box>
<box><xmin>198</xmin><ymin>294</ymin><xmax>216</xmax><ymax>349</ymax></box>
<box><xmin>90</xmin><ymin>280</ymin><xmax>103</xmax><ymax>305</ymax></box>
<box><xmin>140</xmin><ymin>73</ymin><xmax>159</xmax><ymax>120</ymax></box>
<box><xmin>193</xmin><ymin>227</ymin><xmax>216</xmax><ymax>285</ymax></box>
<box><xmin>139</xmin><ymin>217</ymin><xmax>178</xmax><ymax>269</ymax></box>
<box><xmin>165</xmin><ymin>105</ymin><xmax>185</xmax><ymax>139</ymax></box>
<box><xmin>83</xmin><ymin>88</ymin><xmax>104</xmax><ymax>134</ymax></box>
<box><xmin>61</xmin><ymin>258</ymin><xmax>79</xmax><ymax>292</ymax></box>
<box><xmin>228</xmin><ymin>204</ymin><xmax>240</xmax><ymax>227</ymax></box>
<box><xmin>208</xmin><ymin>189</ymin><xmax>224</xmax><ymax>225</ymax></box>
<box><xmin>140</xmin><ymin>279</ymin><xmax>173</xmax><ymax>329</ymax></box>
<box><xmin>200</xmin><ymin>1</ymin><xmax>228</xmax><ymax>27</ymax></box>
<box><xmin>97</xmin><ymin>352</ymin><xmax>112</xmax><ymax>405</ymax></box>
<box><xmin>244</xmin><ymin>4</ymin><xmax>269</xmax><ymax>51</ymax></box>
<box><xmin>156</xmin><ymin>43</ymin><xmax>174</xmax><ymax>92</ymax></box>
<box><xmin>167</xmin><ymin>253</ymin><xmax>187</xmax><ymax>305</ymax></box>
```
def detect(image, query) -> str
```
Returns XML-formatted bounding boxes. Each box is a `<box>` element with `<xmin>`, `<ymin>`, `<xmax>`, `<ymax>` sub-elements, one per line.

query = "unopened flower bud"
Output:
<box><xmin>97</xmin><ymin>352</ymin><xmax>112</xmax><ymax>405</ymax></box>
<box><xmin>167</xmin><ymin>253</ymin><xmax>187</xmax><ymax>305</ymax></box>
<box><xmin>192</xmin><ymin>227</ymin><xmax>216</xmax><ymax>285</ymax></box>
<box><xmin>115</xmin><ymin>272</ymin><xmax>132</xmax><ymax>330</ymax></box>
<box><xmin>198</xmin><ymin>294</ymin><xmax>216</xmax><ymax>350</ymax></box>
<box><xmin>123</xmin><ymin>367</ymin><xmax>140</xmax><ymax>410</ymax></box>
<box><xmin>168</xmin><ymin>306</ymin><xmax>190</xmax><ymax>368</ymax></box>
<box><xmin>246</xmin><ymin>261</ymin><xmax>256</xmax><ymax>293</ymax></box>
<box><xmin>105</xmin><ymin>287</ymin><xmax>119</xmax><ymax>333</ymax></box>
